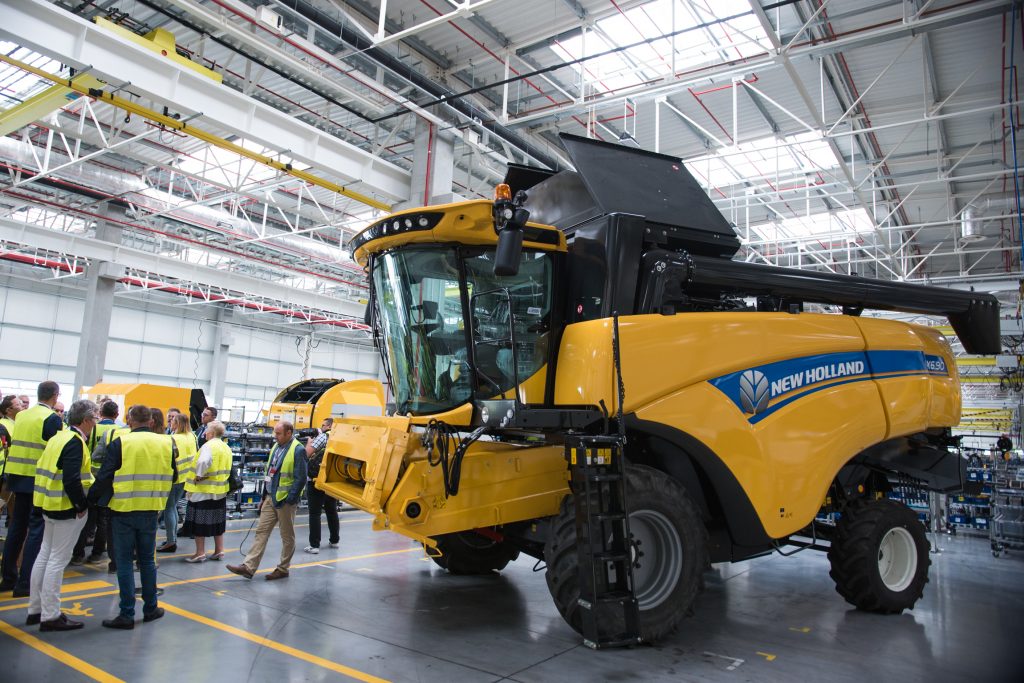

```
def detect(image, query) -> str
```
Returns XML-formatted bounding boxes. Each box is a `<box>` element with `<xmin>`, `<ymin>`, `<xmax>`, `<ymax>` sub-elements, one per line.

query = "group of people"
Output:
<box><xmin>0</xmin><ymin>383</ymin><xmax>341</xmax><ymax>633</ymax></box>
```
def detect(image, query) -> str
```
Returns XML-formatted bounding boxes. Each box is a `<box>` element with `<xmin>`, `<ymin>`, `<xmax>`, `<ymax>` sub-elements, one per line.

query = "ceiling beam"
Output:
<box><xmin>0</xmin><ymin>0</ymin><xmax>411</xmax><ymax>203</ymax></box>
<box><xmin>0</xmin><ymin>218</ymin><xmax>364</xmax><ymax>318</ymax></box>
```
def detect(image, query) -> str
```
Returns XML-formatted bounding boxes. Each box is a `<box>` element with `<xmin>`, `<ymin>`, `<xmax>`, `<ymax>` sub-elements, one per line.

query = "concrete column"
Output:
<box><xmin>73</xmin><ymin>212</ymin><xmax>123</xmax><ymax>396</ymax></box>
<box><xmin>208</xmin><ymin>306</ymin><xmax>234</xmax><ymax>408</ymax></box>
<box><xmin>402</xmin><ymin>118</ymin><xmax>456</xmax><ymax>209</ymax></box>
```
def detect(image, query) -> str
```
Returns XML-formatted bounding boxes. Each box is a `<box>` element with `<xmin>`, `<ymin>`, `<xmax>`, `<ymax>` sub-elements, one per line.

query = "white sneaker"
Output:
<box><xmin>303</xmin><ymin>546</ymin><xmax>319</xmax><ymax>554</ymax></box>
<box><xmin>329</xmin><ymin>542</ymin><xmax>339</xmax><ymax>548</ymax></box>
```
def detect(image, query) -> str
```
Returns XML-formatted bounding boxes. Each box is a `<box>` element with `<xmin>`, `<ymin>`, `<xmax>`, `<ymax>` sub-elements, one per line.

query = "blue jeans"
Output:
<box><xmin>1</xmin><ymin>493</ymin><xmax>41</xmax><ymax>587</ymax></box>
<box><xmin>163</xmin><ymin>484</ymin><xmax>184</xmax><ymax>544</ymax></box>
<box><xmin>18</xmin><ymin>505</ymin><xmax>45</xmax><ymax>592</ymax></box>
<box><xmin>112</xmin><ymin>512</ymin><xmax>158</xmax><ymax>618</ymax></box>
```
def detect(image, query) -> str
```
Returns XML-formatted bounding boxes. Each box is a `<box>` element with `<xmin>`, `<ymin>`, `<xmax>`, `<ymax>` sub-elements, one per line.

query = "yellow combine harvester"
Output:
<box><xmin>315</xmin><ymin>134</ymin><xmax>1000</xmax><ymax>646</ymax></box>
<box><xmin>266</xmin><ymin>378</ymin><xmax>384</xmax><ymax>437</ymax></box>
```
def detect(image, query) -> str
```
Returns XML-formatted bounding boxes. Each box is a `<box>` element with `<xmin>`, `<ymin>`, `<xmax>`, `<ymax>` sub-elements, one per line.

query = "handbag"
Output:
<box><xmin>227</xmin><ymin>466</ymin><xmax>243</xmax><ymax>493</ymax></box>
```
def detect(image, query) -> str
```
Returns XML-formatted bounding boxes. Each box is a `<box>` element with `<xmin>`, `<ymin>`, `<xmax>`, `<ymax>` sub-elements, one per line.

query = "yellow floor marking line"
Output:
<box><xmin>788</xmin><ymin>626</ymin><xmax>811</xmax><ymax>633</ymax></box>
<box><xmin>161</xmin><ymin>601</ymin><xmax>391</xmax><ymax>683</ymax></box>
<box><xmin>63</xmin><ymin>570</ymin><xmax>83</xmax><ymax>578</ymax></box>
<box><xmin>62</xmin><ymin>580</ymin><xmax>112</xmax><ymax>593</ymax></box>
<box><xmin>0</xmin><ymin>579</ymin><xmax>112</xmax><ymax>604</ymax></box>
<box><xmin>159</xmin><ymin>547</ymin><xmax>420</xmax><ymax>587</ymax></box>
<box><xmin>0</xmin><ymin>547</ymin><xmax>418</xmax><ymax>612</ymax></box>
<box><xmin>0</xmin><ymin>619</ymin><xmax>125</xmax><ymax>683</ymax></box>
<box><xmin>756</xmin><ymin>652</ymin><xmax>777</xmax><ymax>661</ymax></box>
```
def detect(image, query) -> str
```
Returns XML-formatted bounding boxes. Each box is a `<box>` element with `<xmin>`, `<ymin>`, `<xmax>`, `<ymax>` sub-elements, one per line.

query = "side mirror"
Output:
<box><xmin>494</xmin><ymin>226</ymin><xmax>524</xmax><ymax>276</ymax></box>
<box><xmin>492</xmin><ymin>192</ymin><xmax>529</xmax><ymax>276</ymax></box>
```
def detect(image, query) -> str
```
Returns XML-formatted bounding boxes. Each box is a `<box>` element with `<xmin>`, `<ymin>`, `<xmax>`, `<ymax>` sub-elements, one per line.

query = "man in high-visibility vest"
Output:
<box><xmin>72</xmin><ymin>399</ymin><xmax>121</xmax><ymax>565</ymax></box>
<box><xmin>0</xmin><ymin>381</ymin><xmax>63</xmax><ymax>596</ymax></box>
<box><xmin>227</xmin><ymin>420</ymin><xmax>307</xmax><ymax>581</ymax></box>
<box><xmin>88</xmin><ymin>405</ymin><xmax>177</xmax><ymax>629</ymax></box>
<box><xmin>26</xmin><ymin>399</ymin><xmax>98</xmax><ymax>631</ymax></box>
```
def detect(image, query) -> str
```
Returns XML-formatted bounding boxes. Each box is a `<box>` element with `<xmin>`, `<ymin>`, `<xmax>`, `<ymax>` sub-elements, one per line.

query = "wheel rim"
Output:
<box><xmin>877</xmin><ymin>527</ymin><xmax>917</xmax><ymax>592</ymax></box>
<box><xmin>629</xmin><ymin>509</ymin><xmax>683</xmax><ymax>610</ymax></box>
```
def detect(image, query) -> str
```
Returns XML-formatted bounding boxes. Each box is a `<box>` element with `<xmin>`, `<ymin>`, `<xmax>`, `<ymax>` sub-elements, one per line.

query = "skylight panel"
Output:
<box><xmin>548</xmin><ymin>1</ymin><xmax>776</xmax><ymax>98</ymax></box>
<box><xmin>175</xmin><ymin>139</ymin><xmax>309</xmax><ymax>189</ymax></box>
<box><xmin>749</xmin><ymin>208</ymin><xmax>875</xmax><ymax>241</ymax></box>
<box><xmin>0</xmin><ymin>42</ymin><xmax>66</xmax><ymax>106</ymax></box>
<box><xmin>685</xmin><ymin>132</ymin><xmax>845</xmax><ymax>193</ymax></box>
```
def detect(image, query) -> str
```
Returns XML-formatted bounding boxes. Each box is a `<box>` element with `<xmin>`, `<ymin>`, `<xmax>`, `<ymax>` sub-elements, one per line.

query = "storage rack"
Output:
<box><xmin>237</xmin><ymin>423</ymin><xmax>275</xmax><ymax>511</ymax></box>
<box><xmin>221</xmin><ymin>421</ymin><xmax>247</xmax><ymax>516</ymax></box>
<box><xmin>990</xmin><ymin>457</ymin><xmax>1024</xmax><ymax>557</ymax></box>
<box><xmin>947</xmin><ymin>452</ymin><xmax>994</xmax><ymax>534</ymax></box>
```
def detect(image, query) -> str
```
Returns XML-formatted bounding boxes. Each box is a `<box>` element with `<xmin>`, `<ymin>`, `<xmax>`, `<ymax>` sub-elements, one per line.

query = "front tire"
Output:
<box><xmin>828</xmin><ymin>498</ymin><xmax>930</xmax><ymax>613</ymax></box>
<box><xmin>544</xmin><ymin>464</ymin><xmax>708</xmax><ymax>642</ymax></box>
<box><xmin>430</xmin><ymin>531</ymin><xmax>519</xmax><ymax>575</ymax></box>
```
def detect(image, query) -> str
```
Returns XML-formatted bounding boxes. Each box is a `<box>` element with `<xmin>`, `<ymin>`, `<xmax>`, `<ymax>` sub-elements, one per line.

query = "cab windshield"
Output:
<box><xmin>371</xmin><ymin>247</ymin><xmax>553</xmax><ymax>415</ymax></box>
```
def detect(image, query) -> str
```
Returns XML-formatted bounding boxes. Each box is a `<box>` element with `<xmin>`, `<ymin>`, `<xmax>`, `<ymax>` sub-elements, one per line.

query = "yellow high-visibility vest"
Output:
<box><xmin>92</xmin><ymin>425</ymin><xmax>130</xmax><ymax>474</ymax></box>
<box><xmin>273</xmin><ymin>439</ymin><xmax>303</xmax><ymax>503</ymax></box>
<box><xmin>0</xmin><ymin>416</ymin><xmax>14</xmax><ymax>471</ymax></box>
<box><xmin>109</xmin><ymin>431</ymin><xmax>174</xmax><ymax>513</ymax></box>
<box><xmin>184</xmin><ymin>438</ymin><xmax>233</xmax><ymax>495</ymax></box>
<box><xmin>6</xmin><ymin>404</ymin><xmax>56</xmax><ymax>477</ymax></box>
<box><xmin>33</xmin><ymin>429</ymin><xmax>93</xmax><ymax>512</ymax></box>
<box><xmin>172</xmin><ymin>432</ymin><xmax>199</xmax><ymax>485</ymax></box>
<box><xmin>90</xmin><ymin>422</ymin><xmax>119</xmax><ymax>452</ymax></box>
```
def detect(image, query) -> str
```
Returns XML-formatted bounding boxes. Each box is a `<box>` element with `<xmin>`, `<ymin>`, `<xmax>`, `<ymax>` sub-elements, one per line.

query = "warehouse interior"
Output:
<box><xmin>0</xmin><ymin>0</ymin><xmax>1022</xmax><ymax>680</ymax></box>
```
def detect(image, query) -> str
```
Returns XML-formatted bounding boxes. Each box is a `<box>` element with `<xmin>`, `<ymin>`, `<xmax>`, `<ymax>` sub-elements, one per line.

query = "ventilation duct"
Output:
<box><xmin>960</xmin><ymin>205</ymin><xmax>985</xmax><ymax>245</ymax></box>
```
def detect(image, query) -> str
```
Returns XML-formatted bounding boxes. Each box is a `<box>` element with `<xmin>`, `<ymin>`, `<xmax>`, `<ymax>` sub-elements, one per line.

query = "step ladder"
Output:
<box><xmin>565</xmin><ymin>434</ymin><xmax>642</xmax><ymax>649</ymax></box>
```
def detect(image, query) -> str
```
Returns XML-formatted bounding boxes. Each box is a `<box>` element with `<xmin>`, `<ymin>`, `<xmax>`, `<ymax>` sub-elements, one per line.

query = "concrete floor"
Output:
<box><xmin>0</xmin><ymin>513</ymin><xmax>1021</xmax><ymax>682</ymax></box>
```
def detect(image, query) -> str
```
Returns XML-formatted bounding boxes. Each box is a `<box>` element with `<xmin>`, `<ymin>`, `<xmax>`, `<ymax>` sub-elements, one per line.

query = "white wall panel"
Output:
<box><xmin>0</xmin><ymin>280</ymin><xmax>379</xmax><ymax>408</ymax></box>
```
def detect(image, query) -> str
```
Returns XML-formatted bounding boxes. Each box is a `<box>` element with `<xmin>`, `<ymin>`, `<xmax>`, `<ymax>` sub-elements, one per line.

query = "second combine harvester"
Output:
<box><xmin>315</xmin><ymin>134</ymin><xmax>999</xmax><ymax>645</ymax></box>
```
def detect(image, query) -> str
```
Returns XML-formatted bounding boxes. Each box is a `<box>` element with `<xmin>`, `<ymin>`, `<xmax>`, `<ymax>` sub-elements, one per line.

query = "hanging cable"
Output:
<box><xmin>193</xmin><ymin>318</ymin><xmax>205</xmax><ymax>389</ymax></box>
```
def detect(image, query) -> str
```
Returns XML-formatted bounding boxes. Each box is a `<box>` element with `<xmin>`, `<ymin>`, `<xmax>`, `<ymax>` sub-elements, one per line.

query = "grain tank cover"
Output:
<box><xmin>520</xmin><ymin>133</ymin><xmax>741</xmax><ymax>258</ymax></box>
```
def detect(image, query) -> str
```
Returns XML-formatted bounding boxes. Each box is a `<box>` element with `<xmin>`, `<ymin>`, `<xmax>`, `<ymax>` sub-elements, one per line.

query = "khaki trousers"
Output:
<box><xmin>243</xmin><ymin>497</ymin><xmax>297</xmax><ymax>574</ymax></box>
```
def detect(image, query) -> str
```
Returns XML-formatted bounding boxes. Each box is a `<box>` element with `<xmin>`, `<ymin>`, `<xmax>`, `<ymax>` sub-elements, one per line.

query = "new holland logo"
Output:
<box><xmin>739</xmin><ymin>369</ymin><xmax>770</xmax><ymax>415</ymax></box>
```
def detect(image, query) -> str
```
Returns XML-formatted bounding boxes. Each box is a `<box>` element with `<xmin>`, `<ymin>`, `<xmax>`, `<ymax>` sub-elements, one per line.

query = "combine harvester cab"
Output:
<box><xmin>316</xmin><ymin>133</ymin><xmax>1000</xmax><ymax>645</ymax></box>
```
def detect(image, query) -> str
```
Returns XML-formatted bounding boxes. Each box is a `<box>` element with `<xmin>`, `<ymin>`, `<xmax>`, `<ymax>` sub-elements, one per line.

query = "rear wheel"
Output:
<box><xmin>430</xmin><ymin>531</ymin><xmax>520</xmax><ymax>575</ymax></box>
<box><xmin>544</xmin><ymin>464</ymin><xmax>708</xmax><ymax>642</ymax></box>
<box><xmin>828</xmin><ymin>498</ymin><xmax>930</xmax><ymax>613</ymax></box>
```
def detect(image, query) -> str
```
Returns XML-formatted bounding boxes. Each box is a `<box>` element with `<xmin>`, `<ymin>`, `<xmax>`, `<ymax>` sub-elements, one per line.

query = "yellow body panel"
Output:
<box><xmin>352</xmin><ymin>200</ymin><xmax>565</xmax><ymax>265</ymax></box>
<box><xmin>268</xmin><ymin>378</ymin><xmax>385</xmax><ymax>430</ymax></box>
<box><xmin>554</xmin><ymin>312</ymin><xmax>959</xmax><ymax>539</ymax></box>
<box><xmin>81</xmin><ymin>383</ymin><xmax>194</xmax><ymax>422</ymax></box>
<box><xmin>318</xmin><ymin>414</ymin><xmax>568</xmax><ymax>545</ymax></box>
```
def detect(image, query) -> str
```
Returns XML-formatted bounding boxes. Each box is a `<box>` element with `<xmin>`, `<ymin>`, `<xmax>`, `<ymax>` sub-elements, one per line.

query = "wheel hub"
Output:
<box><xmin>877</xmin><ymin>526</ymin><xmax>917</xmax><ymax>592</ymax></box>
<box><xmin>628</xmin><ymin>509</ymin><xmax>683</xmax><ymax>609</ymax></box>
